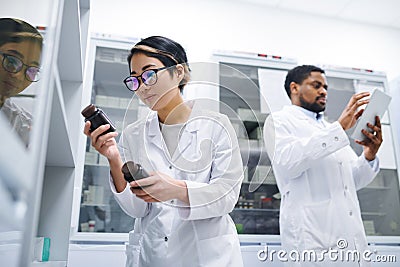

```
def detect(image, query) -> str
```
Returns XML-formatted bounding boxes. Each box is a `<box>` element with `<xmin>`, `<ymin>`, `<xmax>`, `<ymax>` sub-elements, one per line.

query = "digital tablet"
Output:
<box><xmin>351</xmin><ymin>89</ymin><xmax>392</xmax><ymax>141</ymax></box>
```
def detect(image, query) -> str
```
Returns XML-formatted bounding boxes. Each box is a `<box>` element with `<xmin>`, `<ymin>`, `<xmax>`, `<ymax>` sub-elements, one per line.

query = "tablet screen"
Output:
<box><xmin>350</xmin><ymin>89</ymin><xmax>392</xmax><ymax>141</ymax></box>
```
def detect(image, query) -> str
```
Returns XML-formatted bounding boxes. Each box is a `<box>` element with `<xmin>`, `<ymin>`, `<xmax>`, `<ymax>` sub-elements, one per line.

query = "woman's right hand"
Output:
<box><xmin>83</xmin><ymin>121</ymin><xmax>120</xmax><ymax>160</ymax></box>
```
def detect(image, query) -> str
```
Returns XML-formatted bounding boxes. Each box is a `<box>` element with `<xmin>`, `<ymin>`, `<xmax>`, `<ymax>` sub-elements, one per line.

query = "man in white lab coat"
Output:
<box><xmin>263</xmin><ymin>65</ymin><xmax>382</xmax><ymax>266</ymax></box>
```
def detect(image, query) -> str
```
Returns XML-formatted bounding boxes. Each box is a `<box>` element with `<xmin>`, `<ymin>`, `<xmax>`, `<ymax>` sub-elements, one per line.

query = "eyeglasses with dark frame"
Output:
<box><xmin>123</xmin><ymin>66</ymin><xmax>169</xmax><ymax>92</ymax></box>
<box><xmin>0</xmin><ymin>52</ymin><xmax>40</xmax><ymax>82</ymax></box>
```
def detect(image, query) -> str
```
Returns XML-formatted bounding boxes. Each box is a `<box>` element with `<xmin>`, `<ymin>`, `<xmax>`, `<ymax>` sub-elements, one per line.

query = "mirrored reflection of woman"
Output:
<box><xmin>0</xmin><ymin>18</ymin><xmax>43</xmax><ymax>145</ymax></box>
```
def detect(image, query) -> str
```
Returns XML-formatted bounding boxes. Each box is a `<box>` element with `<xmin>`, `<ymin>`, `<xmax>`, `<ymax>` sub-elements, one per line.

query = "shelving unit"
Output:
<box><xmin>0</xmin><ymin>0</ymin><xmax>91</xmax><ymax>266</ymax></box>
<box><xmin>70</xmin><ymin>36</ymin><xmax>141</xmax><ymax>237</ymax></box>
<box><xmin>213</xmin><ymin>50</ymin><xmax>298</xmax><ymax>235</ymax></box>
<box><xmin>320</xmin><ymin>66</ymin><xmax>400</xmax><ymax>240</ymax></box>
<box><xmin>53</xmin><ymin>33</ymin><xmax>400</xmax><ymax>261</ymax></box>
<box><xmin>34</xmin><ymin>0</ymin><xmax>91</xmax><ymax>262</ymax></box>
<box><xmin>213</xmin><ymin>50</ymin><xmax>400</xmax><ymax>242</ymax></box>
<box><xmin>31</xmin><ymin>262</ymin><xmax>67</xmax><ymax>267</ymax></box>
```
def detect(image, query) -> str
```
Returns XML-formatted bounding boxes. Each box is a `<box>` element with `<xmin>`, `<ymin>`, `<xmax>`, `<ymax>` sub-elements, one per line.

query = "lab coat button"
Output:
<box><xmin>169</xmin><ymin>165</ymin><xmax>172</xmax><ymax>169</ymax></box>
<box><xmin>164</xmin><ymin>236</ymin><xmax>168</xmax><ymax>242</ymax></box>
<box><xmin>170</xmin><ymin>200</ymin><xmax>174</xmax><ymax>204</ymax></box>
<box><xmin>322</xmin><ymin>143</ymin><xmax>326</xmax><ymax>148</ymax></box>
<box><xmin>344</xmin><ymin>185</ymin><xmax>348</xmax><ymax>190</ymax></box>
<box><xmin>349</xmin><ymin>211</ymin><xmax>353</xmax><ymax>216</ymax></box>
<box><xmin>334</xmin><ymin>136</ymin><xmax>339</xmax><ymax>141</ymax></box>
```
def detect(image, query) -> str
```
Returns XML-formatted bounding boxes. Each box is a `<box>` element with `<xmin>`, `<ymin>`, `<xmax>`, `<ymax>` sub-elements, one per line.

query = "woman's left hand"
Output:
<box><xmin>130</xmin><ymin>172</ymin><xmax>189</xmax><ymax>204</ymax></box>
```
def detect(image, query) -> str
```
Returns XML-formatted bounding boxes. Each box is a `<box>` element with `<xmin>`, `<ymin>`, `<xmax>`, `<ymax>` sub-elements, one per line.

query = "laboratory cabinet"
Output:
<box><xmin>322</xmin><ymin>66</ymin><xmax>400</xmax><ymax>239</ymax></box>
<box><xmin>72</xmin><ymin>37</ymin><xmax>400</xmax><ymax>257</ymax></box>
<box><xmin>389</xmin><ymin>76</ymin><xmax>400</xmax><ymax>170</ymax></box>
<box><xmin>215</xmin><ymin>50</ymin><xmax>400</xmax><ymax>243</ymax></box>
<box><xmin>72</xmin><ymin>35</ymin><xmax>143</xmax><ymax>238</ymax></box>
<box><xmin>1</xmin><ymin>0</ymin><xmax>90</xmax><ymax>266</ymax></box>
<box><xmin>72</xmin><ymin>39</ymin><xmax>295</xmax><ymax>239</ymax></box>
<box><xmin>65</xmin><ymin>36</ymin><xmax>400</xmax><ymax>267</ymax></box>
<box><xmin>214</xmin><ymin>50</ymin><xmax>297</xmax><ymax>236</ymax></box>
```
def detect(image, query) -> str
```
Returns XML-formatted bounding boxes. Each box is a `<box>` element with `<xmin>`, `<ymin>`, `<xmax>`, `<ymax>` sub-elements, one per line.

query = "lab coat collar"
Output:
<box><xmin>180</xmin><ymin>100</ymin><xmax>201</xmax><ymax>133</ymax></box>
<box><xmin>284</xmin><ymin>105</ymin><xmax>326</xmax><ymax>128</ymax></box>
<box><xmin>145</xmin><ymin>113</ymin><xmax>164</xmax><ymax>152</ymax></box>
<box><xmin>283</xmin><ymin>105</ymin><xmax>308</xmax><ymax>121</ymax></box>
<box><xmin>285</xmin><ymin>105</ymin><xmax>324</xmax><ymax>121</ymax></box>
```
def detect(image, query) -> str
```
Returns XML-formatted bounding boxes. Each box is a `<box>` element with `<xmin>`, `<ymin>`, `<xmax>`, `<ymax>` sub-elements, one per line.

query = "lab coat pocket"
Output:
<box><xmin>198</xmin><ymin>234</ymin><xmax>242</xmax><ymax>267</ymax></box>
<box><xmin>125</xmin><ymin>244</ymin><xmax>140</xmax><ymax>267</ymax></box>
<box><xmin>126</xmin><ymin>232</ymin><xmax>143</xmax><ymax>267</ymax></box>
<box><xmin>140</xmin><ymin>236</ymin><xmax>168</xmax><ymax>265</ymax></box>
<box><xmin>302</xmin><ymin>199</ymin><xmax>338</xmax><ymax>250</ymax></box>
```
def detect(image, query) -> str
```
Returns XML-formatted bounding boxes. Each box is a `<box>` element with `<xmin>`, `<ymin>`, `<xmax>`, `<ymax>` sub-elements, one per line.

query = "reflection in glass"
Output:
<box><xmin>79</xmin><ymin>46</ymin><xmax>136</xmax><ymax>233</ymax></box>
<box><xmin>0</xmin><ymin>17</ymin><xmax>44</xmax><ymax>267</ymax></box>
<box><xmin>0</xmin><ymin>18</ymin><xmax>43</xmax><ymax>146</ymax></box>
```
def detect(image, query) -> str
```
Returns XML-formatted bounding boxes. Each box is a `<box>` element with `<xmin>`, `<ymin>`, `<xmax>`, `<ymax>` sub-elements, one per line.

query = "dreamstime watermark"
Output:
<box><xmin>257</xmin><ymin>238</ymin><xmax>397</xmax><ymax>263</ymax></box>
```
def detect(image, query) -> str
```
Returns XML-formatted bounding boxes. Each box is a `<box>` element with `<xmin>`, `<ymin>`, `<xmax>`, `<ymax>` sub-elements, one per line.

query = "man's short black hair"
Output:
<box><xmin>284</xmin><ymin>65</ymin><xmax>325</xmax><ymax>98</ymax></box>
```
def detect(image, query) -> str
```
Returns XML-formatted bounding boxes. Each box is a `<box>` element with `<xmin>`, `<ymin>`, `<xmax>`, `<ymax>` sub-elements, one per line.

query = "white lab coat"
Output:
<box><xmin>110</xmin><ymin>101</ymin><xmax>244</xmax><ymax>267</ymax></box>
<box><xmin>1</xmin><ymin>98</ymin><xmax>32</xmax><ymax>146</ymax></box>
<box><xmin>263</xmin><ymin>105</ymin><xmax>379</xmax><ymax>267</ymax></box>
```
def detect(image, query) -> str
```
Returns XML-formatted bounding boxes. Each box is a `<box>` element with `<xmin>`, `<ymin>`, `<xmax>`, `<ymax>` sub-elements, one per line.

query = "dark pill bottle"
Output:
<box><xmin>121</xmin><ymin>161</ymin><xmax>149</xmax><ymax>183</ymax></box>
<box><xmin>81</xmin><ymin>104</ymin><xmax>116</xmax><ymax>135</ymax></box>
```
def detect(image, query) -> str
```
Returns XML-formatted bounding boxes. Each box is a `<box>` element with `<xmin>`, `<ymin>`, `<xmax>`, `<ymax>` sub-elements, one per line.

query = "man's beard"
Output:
<box><xmin>299</xmin><ymin>95</ymin><xmax>326</xmax><ymax>113</ymax></box>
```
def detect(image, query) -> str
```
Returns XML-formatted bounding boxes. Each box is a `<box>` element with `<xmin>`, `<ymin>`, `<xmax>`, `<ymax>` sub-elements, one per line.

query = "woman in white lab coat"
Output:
<box><xmin>0</xmin><ymin>18</ymin><xmax>43</xmax><ymax>146</ymax></box>
<box><xmin>84</xmin><ymin>36</ymin><xmax>244</xmax><ymax>267</ymax></box>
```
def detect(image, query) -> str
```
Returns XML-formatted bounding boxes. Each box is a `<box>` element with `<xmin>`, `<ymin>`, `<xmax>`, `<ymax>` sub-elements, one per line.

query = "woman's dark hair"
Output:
<box><xmin>0</xmin><ymin>18</ymin><xmax>43</xmax><ymax>49</ymax></box>
<box><xmin>127</xmin><ymin>36</ymin><xmax>190</xmax><ymax>93</ymax></box>
<box><xmin>284</xmin><ymin>65</ymin><xmax>325</xmax><ymax>98</ymax></box>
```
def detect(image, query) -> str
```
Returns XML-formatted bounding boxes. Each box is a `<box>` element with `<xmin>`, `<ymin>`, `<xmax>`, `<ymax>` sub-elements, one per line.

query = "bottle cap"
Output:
<box><xmin>81</xmin><ymin>104</ymin><xmax>97</xmax><ymax>118</ymax></box>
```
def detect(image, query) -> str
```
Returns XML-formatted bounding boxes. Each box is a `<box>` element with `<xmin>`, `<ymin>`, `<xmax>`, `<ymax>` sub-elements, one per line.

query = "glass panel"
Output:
<box><xmin>0</xmin><ymin>2</ymin><xmax>53</xmax><ymax>266</ymax></box>
<box><xmin>324</xmin><ymin>77</ymin><xmax>387</xmax><ymax>124</ymax></box>
<box><xmin>324</xmin><ymin>77</ymin><xmax>388</xmax><ymax>156</ymax></box>
<box><xmin>219</xmin><ymin>63</ymin><xmax>400</xmax><ymax>238</ymax></box>
<box><xmin>323</xmin><ymin>77</ymin><xmax>356</xmax><ymax>123</ymax></box>
<box><xmin>322</xmin><ymin>76</ymin><xmax>400</xmax><ymax>237</ymax></box>
<box><xmin>219</xmin><ymin>62</ymin><xmax>280</xmax><ymax>235</ymax></box>
<box><xmin>79</xmin><ymin>46</ymin><xmax>138</xmax><ymax>233</ymax></box>
<box><xmin>0</xmin><ymin>17</ymin><xmax>45</xmax><ymax>148</ymax></box>
<box><xmin>358</xmin><ymin>169</ymin><xmax>400</xmax><ymax>236</ymax></box>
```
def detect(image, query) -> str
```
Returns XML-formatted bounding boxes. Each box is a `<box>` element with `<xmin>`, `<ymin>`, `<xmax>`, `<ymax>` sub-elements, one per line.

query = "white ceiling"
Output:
<box><xmin>237</xmin><ymin>0</ymin><xmax>400</xmax><ymax>29</ymax></box>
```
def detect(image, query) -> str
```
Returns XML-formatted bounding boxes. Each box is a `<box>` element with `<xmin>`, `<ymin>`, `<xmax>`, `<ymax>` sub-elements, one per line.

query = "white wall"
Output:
<box><xmin>90</xmin><ymin>0</ymin><xmax>400</xmax><ymax>81</ymax></box>
<box><xmin>0</xmin><ymin>0</ymin><xmax>53</xmax><ymax>26</ymax></box>
<box><xmin>390</xmin><ymin>77</ymin><xmax>400</xmax><ymax>174</ymax></box>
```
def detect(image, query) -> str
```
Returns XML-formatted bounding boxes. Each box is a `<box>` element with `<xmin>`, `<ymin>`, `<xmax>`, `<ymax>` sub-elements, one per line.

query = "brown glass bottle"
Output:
<box><xmin>121</xmin><ymin>161</ymin><xmax>149</xmax><ymax>183</ymax></box>
<box><xmin>81</xmin><ymin>104</ymin><xmax>116</xmax><ymax>135</ymax></box>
